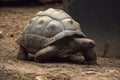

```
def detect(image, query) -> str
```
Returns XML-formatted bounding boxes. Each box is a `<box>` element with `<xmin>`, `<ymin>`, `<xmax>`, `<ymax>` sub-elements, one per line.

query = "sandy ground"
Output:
<box><xmin>0</xmin><ymin>2</ymin><xmax>120</xmax><ymax>80</ymax></box>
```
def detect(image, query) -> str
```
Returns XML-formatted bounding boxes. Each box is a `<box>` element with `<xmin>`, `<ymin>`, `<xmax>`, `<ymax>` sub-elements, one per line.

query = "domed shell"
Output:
<box><xmin>22</xmin><ymin>8</ymin><xmax>86</xmax><ymax>47</ymax></box>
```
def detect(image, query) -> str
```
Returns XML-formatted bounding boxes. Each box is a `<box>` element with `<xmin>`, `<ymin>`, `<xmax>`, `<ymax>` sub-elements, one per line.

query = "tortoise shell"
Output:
<box><xmin>17</xmin><ymin>8</ymin><xmax>86</xmax><ymax>52</ymax></box>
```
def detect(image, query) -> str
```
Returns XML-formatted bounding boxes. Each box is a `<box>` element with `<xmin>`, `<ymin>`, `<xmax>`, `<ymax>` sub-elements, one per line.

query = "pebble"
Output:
<box><xmin>34</xmin><ymin>76</ymin><xmax>48</xmax><ymax>80</ymax></box>
<box><xmin>0</xmin><ymin>31</ymin><xmax>3</xmax><ymax>38</ymax></box>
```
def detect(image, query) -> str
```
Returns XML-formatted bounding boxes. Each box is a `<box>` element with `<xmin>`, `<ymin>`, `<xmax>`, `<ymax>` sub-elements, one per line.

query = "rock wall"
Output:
<box><xmin>65</xmin><ymin>0</ymin><xmax>120</xmax><ymax>58</ymax></box>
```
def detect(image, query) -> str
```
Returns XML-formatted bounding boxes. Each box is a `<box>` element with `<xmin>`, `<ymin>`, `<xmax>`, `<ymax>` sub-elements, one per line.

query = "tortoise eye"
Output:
<box><xmin>39</xmin><ymin>20</ymin><xmax>44</xmax><ymax>25</ymax></box>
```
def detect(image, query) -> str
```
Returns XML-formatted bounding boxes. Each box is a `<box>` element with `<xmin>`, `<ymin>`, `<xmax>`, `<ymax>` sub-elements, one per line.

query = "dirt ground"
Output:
<box><xmin>0</xmin><ymin>2</ymin><xmax>120</xmax><ymax>80</ymax></box>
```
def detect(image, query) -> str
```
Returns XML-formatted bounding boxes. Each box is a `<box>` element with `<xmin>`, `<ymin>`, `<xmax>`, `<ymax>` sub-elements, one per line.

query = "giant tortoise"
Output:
<box><xmin>16</xmin><ymin>8</ymin><xmax>97</xmax><ymax>64</ymax></box>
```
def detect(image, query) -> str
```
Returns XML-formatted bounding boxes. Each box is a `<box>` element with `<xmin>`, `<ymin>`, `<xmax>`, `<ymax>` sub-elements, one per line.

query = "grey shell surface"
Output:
<box><xmin>21</xmin><ymin>8</ymin><xmax>86</xmax><ymax>49</ymax></box>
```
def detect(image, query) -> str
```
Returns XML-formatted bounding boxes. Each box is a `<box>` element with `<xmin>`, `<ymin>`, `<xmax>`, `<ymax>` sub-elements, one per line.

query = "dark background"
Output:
<box><xmin>66</xmin><ymin>0</ymin><xmax>120</xmax><ymax>57</ymax></box>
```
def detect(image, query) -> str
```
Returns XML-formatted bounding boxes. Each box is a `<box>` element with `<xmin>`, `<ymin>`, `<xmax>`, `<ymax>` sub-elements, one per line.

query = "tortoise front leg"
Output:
<box><xmin>81</xmin><ymin>49</ymin><xmax>97</xmax><ymax>65</ymax></box>
<box><xmin>34</xmin><ymin>46</ymin><xmax>58</xmax><ymax>62</ymax></box>
<box><xmin>17</xmin><ymin>45</ymin><xmax>28</xmax><ymax>61</ymax></box>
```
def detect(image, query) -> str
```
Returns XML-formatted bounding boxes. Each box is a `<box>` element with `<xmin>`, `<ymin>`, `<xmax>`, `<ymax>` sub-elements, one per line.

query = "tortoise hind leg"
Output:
<box><xmin>34</xmin><ymin>46</ymin><xmax>58</xmax><ymax>62</ymax></box>
<box><xmin>17</xmin><ymin>45</ymin><xmax>28</xmax><ymax>61</ymax></box>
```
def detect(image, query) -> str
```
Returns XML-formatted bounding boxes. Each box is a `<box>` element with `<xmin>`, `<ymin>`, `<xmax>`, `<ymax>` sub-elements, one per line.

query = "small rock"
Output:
<box><xmin>48</xmin><ymin>73</ymin><xmax>71</xmax><ymax>80</ymax></box>
<box><xmin>10</xmin><ymin>33</ymin><xmax>14</xmax><ymax>37</ymax></box>
<box><xmin>34</xmin><ymin>76</ymin><xmax>48</xmax><ymax>80</ymax></box>
<box><xmin>85</xmin><ymin>70</ymin><xmax>96</xmax><ymax>75</ymax></box>
<box><xmin>0</xmin><ymin>31</ymin><xmax>3</xmax><ymax>38</ymax></box>
<box><xmin>72</xmin><ymin>76</ymin><xmax>87</xmax><ymax>80</ymax></box>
